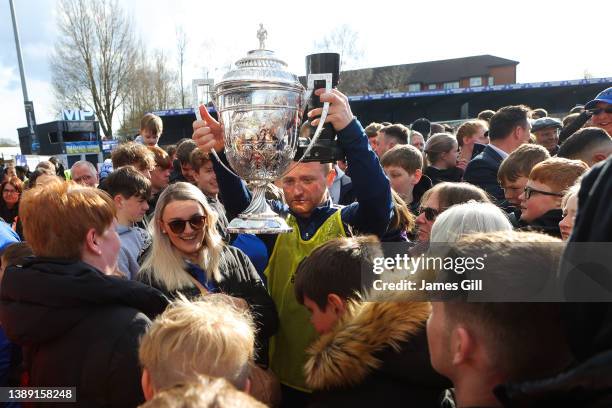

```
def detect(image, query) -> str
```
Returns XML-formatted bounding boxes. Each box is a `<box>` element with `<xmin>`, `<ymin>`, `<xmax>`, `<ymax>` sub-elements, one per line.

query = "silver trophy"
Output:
<box><xmin>208</xmin><ymin>27</ymin><xmax>332</xmax><ymax>234</ymax></box>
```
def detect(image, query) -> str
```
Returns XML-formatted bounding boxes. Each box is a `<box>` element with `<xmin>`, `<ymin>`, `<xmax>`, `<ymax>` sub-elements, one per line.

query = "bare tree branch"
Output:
<box><xmin>51</xmin><ymin>0</ymin><xmax>137</xmax><ymax>138</ymax></box>
<box><xmin>314</xmin><ymin>24</ymin><xmax>363</xmax><ymax>71</ymax></box>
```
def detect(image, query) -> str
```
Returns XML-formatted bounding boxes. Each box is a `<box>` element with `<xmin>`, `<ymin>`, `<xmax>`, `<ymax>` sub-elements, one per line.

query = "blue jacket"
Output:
<box><xmin>214</xmin><ymin>119</ymin><xmax>392</xmax><ymax>257</ymax></box>
<box><xmin>464</xmin><ymin>144</ymin><xmax>506</xmax><ymax>206</ymax></box>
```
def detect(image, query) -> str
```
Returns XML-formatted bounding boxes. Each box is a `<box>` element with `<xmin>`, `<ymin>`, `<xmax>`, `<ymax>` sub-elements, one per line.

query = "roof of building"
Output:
<box><xmin>336</xmin><ymin>54</ymin><xmax>519</xmax><ymax>94</ymax></box>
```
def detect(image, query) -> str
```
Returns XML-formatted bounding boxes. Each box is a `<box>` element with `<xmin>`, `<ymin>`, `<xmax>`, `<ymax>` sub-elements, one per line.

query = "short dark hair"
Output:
<box><xmin>381</xmin><ymin>124</ymin><xmax>409</xmax><ymax>145</ymax></box>
<box><xmin>176</xmin><ymin>140</ymin><xmax>198</xmax><ymax>165</ymax></box>
<box><xmin>531</xmin><ymin>108</ymin><xmax>548</xmax><ymax>119</ymax></box>
<box><xmin>558</xmin><ymin>127</ymin><xmax>612</xmax><ymax>161</ymax></box>
<box><xmin>477</xmin><ymin>110</ymin><xmax>496</xmax><ymax>122</ymax></box>
<box><xmin>488</xmin><ymin>105</ymin><xmax>530</xmax><ymax>141</ymax></box>
<box><xmin>498</xmin><ymin>144</ymin><xmax>550</xmax><ymax>184</ymax></box>
<box><xmin>411</xmin><ymin>118</ymin><xmax>431</xmax><ymax>137</ymax></box>
<box><xmin>380</xmin><ymin>144</ymin><xmax>423</xmax><ymax>174</ymax></box>
<box><xmin>190</xmin><ymin>149</ymin><xmax>212</xmax><ymax>173</ymax></box>
<box><xmin>441</xmin><ymin>231</ymin><xmax>570</xmax><ymax>381</ymax></box>
<box><xmin>364</xmin><ymin>122</ymin><xmax>383</xmax><ymax>138</ymax></box>
<box><xmin>111</xmin><ymin>142</ymin><xmax>155</xmax><ymax>170</ymax></box>
<box><xmin>294</xmin><ymin>236</ymin><xmax>382</xmax><ymax>310</ymax></box>
<box><xmin>105</xmin><ymin>166</ymin><xmax>151</xmax><ymax>200</ymax></box>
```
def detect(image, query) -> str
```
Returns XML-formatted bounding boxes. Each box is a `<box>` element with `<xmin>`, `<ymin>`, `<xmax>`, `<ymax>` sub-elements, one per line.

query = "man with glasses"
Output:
<box><xmin>559</xmin><ymin>87</ymin><xmax>612</xmax><ymax>144</ymax></box>
<box><xmin>70</xmin><ymin>160</ymin><xmax>99</xmax><ymax>188</ymax></box>
<box><xmin>585</xmin><ymin>87</ymin><xmax>612</xmax><ymax>137</ymax></box>
<box><xmin>532</xmin><ymin>117</ymin><xmax>562</xmax><ymax>155</ymax></box>
<box><xmin>517</xmin><ymin>157</ymin><xmax>588</xmax><ymax>238</ymax></box>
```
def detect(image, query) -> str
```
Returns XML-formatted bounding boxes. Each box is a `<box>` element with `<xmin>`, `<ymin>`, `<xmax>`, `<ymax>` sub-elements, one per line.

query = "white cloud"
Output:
<box><xmin>0</xmin><ymin>62</ymin><xmax>56</xmax><ymax>145</ymax></box>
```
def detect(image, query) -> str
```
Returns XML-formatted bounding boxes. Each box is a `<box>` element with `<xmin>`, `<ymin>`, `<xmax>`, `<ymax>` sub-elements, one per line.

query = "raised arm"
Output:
<box><xmin>308</xmin><ymin>89</ymin><xmax>392</xmax><ymax>237</ymax></box>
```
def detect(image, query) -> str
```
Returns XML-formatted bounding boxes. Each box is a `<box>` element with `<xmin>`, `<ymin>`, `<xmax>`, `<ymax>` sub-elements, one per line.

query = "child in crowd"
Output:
<box><xmin>137</xmin><ymin>113</ymin><xmax>163</xmax><ymax>147</ymax></box>
<box><xmin>138</xmin><ymin>376</ymin><xmax>265</xmax><ymax>408</ymax></box>
<box><xmin>146</xmin><ymin>146</ymin><xmax>173</xmax><ymax>218</ymax></box>
<box><xmin>456</xmin><ymin>119</ymin><xmax>489</xmax><ymax>165</ymax></box>
<box><xmin>423</xmin><ymin>133</ymin><xmax>464</xmax><ymax>185</ymax></box>
<box><xmin>518</xmin><ymin>157</ymin><xmax>588</xmax><ymax>238</ymax></box>
<box><xmin>294</xmin><ymin>236</ymin><xmax>448</xmax><ymax>407</ymax></box>
<box><xmin>497</xmin><ymin>143</ymin><xmax>550</xmax><ymax>223</ymax></box>
<box><xmin>105</xmin><ymin>166</ymin><xmax>152</xmax><ymax>279</ymax></box>
<box><xmin>559</xmin><ymin>183</ymin><xmax>580</xmax><ymax>241</ymax></box>
<box><xmin>138</xmin><ymin>295</ymin><xmax>271</xmax><ymax>404</ymax></box>
<box><xmin>380</xmin><ymin>144</ymin><xmax>432</xmax><ymax>214</ymax></box>
<box><xmin>190</xmin><ymin>149</ymin><xmax>228</xmax><ymax>239</ymax></box>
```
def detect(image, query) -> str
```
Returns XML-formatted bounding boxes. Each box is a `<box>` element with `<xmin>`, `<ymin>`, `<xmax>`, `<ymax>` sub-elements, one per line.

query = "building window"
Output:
<box><xmin>469</xmin><ymin>77</ymin><xmax>482</xmax><ymax>87</ymax></box>
<box><xmin>428</xmin><ymin>84</ymin><xmax>437</xmax><ymax>90</ymax></box>
<box><xmin>443</xmin><ymin>81</ymin><xmax>460</xmax><ymax>90</ymax></box>
<box><xmin>488</xmin><ymin>76</ymin><xmax>494</xmax><ymax>86</ymax></box>
<box><xmin>408</xmin><ymin>83</ymin><xmax>421</xmax><ymax>92</ymax></box>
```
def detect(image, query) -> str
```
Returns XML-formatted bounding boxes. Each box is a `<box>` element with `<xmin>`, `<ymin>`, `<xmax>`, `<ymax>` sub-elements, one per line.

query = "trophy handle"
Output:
<box><xmin>284</xmin><ymin>73</ymin><xmax>333</xmax><ymax>176</ymax></box>
<box><xmin>194</xmin><ymin>105</ymin><xmax>241</xmax><ymax>179</ymax></box>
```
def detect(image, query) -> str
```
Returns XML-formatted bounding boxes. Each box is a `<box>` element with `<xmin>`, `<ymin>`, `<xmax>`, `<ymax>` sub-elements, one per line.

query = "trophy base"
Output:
<box><xmin>227</xmin><ymin>215</ymin><xmax>293</xmax><ymax>235</ymax></box>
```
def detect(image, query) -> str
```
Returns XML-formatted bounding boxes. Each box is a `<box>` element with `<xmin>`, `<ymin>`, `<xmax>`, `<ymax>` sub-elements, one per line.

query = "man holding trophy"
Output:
<box><xmin>192</xmin><ymin>46</ymin><xmax>392</xmax><ymax>405</ymax></box>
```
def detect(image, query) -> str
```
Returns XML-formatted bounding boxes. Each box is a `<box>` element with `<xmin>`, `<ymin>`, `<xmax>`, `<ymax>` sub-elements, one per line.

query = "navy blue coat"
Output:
<box><xmin>464</xmin><ymin>145</ymin><xmax>506</xmax><ymax>206</ymax></box>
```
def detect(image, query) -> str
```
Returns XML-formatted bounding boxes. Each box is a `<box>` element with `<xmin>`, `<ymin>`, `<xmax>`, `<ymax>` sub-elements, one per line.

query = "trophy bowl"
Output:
<box><xmin>214</xmin><ymin>49</ymin><xmax>305</xmax><ymax>233</ymax></box>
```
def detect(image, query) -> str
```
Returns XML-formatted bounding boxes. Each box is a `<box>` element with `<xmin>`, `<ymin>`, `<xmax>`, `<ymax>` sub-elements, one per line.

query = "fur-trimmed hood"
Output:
<box><xmin>304</xmin><ymin>300</ymin><xmax>431</xmax><ymax>390</ymax></box>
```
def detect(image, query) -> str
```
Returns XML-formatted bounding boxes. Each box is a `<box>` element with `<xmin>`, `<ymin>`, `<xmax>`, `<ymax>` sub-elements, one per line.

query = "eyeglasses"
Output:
<box><xmin>587</xmin><ymin>106</ymin><xmax>612</xmax><ymax>115</ymax></box>
<box><xmin>165</xmin><ymin>214</ymin><xmax>206</xmax><ymax>234</ymax></box>
<box><xmin>523</xmin><ymin>186</ymin><xmax>564</xmax><ymax>200</ymax></box>
<box><xmin>418</xmin><ymin>206</ymin><xmax>441</xmax><ymax>222</ymax></box>
<box><xmin>2</xmin><ymin>189</ymin><xmax>19</xmax><ymax>195</ymax></box>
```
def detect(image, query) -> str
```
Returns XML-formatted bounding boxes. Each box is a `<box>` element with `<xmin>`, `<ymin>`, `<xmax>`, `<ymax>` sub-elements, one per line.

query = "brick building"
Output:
<box><xmin>337</xmin><ymin>55</ymin><xmax>518</xmax><ymax>95</ymax></box>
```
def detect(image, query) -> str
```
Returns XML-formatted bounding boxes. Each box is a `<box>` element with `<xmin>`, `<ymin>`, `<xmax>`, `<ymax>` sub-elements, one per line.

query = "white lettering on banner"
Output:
<box><xmin>62</xmin><ymin>109</ymin><xmax>95</xmax><ymax>121</ymax></box>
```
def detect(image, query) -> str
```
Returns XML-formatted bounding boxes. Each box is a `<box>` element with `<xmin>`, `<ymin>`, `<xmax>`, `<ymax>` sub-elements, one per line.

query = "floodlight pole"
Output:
<box><xmin>9</xmin><ymin>0</ymin><xmax>38</xmax><ymax>151</ymax></box>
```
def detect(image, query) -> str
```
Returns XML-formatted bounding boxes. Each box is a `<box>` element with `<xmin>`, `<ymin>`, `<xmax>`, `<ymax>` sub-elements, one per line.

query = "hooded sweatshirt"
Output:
<box><xmin>116</xmin><ymin>224</ymin><xmax>152</xmax><ymax>280</ymax></box>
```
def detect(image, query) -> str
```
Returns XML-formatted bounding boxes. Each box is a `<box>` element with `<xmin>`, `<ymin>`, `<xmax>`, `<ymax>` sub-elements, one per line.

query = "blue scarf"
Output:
<box><xmin>185</xmin><ymin>262</ymin><xmax>219</xmax><ymax>293</ymax></box>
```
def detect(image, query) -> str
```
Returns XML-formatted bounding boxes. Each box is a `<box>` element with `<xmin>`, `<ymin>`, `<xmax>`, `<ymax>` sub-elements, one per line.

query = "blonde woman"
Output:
<box><xmin>138</xmin><ymin>182</ymin><xmax>278</xmax><ymax>366</ymax></box>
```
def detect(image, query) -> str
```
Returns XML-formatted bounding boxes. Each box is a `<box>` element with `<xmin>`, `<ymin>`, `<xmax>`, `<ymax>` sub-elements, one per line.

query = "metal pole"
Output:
<box><xmin>9</xmin><ymin>0</ymin><xmax>29</xmax><ymax>101</ymax></box>
<box><xmin>9</xmin><ymin>0</ymin><xmax>38</xmax><ymax>153</ymax></box>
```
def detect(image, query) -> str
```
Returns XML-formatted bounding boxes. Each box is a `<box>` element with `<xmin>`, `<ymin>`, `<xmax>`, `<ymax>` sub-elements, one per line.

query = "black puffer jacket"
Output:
<box><xmin>0</xmin><ymin>258</ymin><xmax>169</xmax><ymax>407</ymax></box>
<box><xmin>137</xmin><ymin>245</ymin><xmax>278</xmax><ymax>367</ymax></box>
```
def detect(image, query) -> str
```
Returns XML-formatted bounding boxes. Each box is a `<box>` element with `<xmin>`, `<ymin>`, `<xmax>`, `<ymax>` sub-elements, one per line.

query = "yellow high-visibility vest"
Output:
<box><xmin>265</xmin><ymin>209</ymin><xmax>346</xmax><ymax>391</ymax></box>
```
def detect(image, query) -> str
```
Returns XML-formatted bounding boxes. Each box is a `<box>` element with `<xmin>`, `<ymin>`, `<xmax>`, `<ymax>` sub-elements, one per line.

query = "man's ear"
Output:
<box><xmin>84</xmin><ymin>228</ymin><xmax>101</xmax><ymax>256</ymax></box>
<box><xmin>593</xmin><ymin>153</ymin><xmax>607</xmax><ymax>164</ymax></box>
<box><xmin>141</xmin><ymin>368</ymin><xmax>155</xmax><ymax>401</ymax></box>
<box><xmin>451</xmin><ymin>325</ymin><xmax>473</xmax><ymax>366</ymax></box>
<box><xmin>326</xmin><ymin>167</ymin><xmax>336</xmax><ymax>188</ymax></box>
<box><xmin>327</xmin><ymin>293</ymin><xmax>346</xmax><ymax>317</ymax></box>
<box><xmin>413</xmin><ymin>168</ymin><xmax>423</xmax><ymax>184</ymax></box>
<box><xmin>192</xmin><ymin>168</ymin><xmax>201</xmax><ymax>183</ymax></box>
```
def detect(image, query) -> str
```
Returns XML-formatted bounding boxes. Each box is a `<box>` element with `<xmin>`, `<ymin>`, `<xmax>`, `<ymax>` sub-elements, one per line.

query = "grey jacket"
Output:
<box><xmin>116</xmin><ymin>224</ymin><xmax>152</xmax><ymax>279</ymax></box>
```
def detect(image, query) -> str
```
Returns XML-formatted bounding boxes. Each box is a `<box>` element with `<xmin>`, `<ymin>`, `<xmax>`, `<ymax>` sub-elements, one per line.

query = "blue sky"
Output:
<box><xmin>1</xmin><ymin>0</ymin><xmax>611</xmax><ymax>142</ymax></box>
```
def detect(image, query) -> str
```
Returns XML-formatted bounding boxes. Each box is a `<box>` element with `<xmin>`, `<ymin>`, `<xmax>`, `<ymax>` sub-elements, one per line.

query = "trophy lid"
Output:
<box><xmin>216</xmin><ymin>49</ymin><xmax>303</xmax><ymax>92</ymax></box>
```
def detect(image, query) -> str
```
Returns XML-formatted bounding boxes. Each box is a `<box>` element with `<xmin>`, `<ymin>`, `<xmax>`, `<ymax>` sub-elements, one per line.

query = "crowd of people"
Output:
<box><xmin>0</xmin><ymin>84</ymin><xmax>609</xmax><ymax>407</ymax></box>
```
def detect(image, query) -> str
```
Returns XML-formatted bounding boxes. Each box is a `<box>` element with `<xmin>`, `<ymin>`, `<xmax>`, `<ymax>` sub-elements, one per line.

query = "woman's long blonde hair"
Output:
<box><xmin>140</xmin><ymin>182</ymin><xmax>224</xmax><ymax>291</ymax></box>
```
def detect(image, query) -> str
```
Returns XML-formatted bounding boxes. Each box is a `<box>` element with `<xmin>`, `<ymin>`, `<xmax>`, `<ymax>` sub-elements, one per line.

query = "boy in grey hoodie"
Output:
<box><xmin>105</xmin><ymin>166</ymin><xmax>152</xmax><ymax>279</ymax></box>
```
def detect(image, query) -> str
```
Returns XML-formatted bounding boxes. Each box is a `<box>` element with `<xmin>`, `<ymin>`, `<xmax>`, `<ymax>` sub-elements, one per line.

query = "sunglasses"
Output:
<box><xmin>165</xmin><ymin>214</ymin><xmax>206</xmax><ymax>234</ymax></box>
<box><xmin>418</xmin><ymin>206</ymin><xmax>440</xmax><ymax>222</ymax></box>
<box><xmin>523</xmin><ymin>186</ymin><xmax>564</xmax><ymax>200</ymax></box>
<box><xmin>587</xmin><ymin>106</ymin><xmax>612</xmax><ymax>115</ymax></box>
